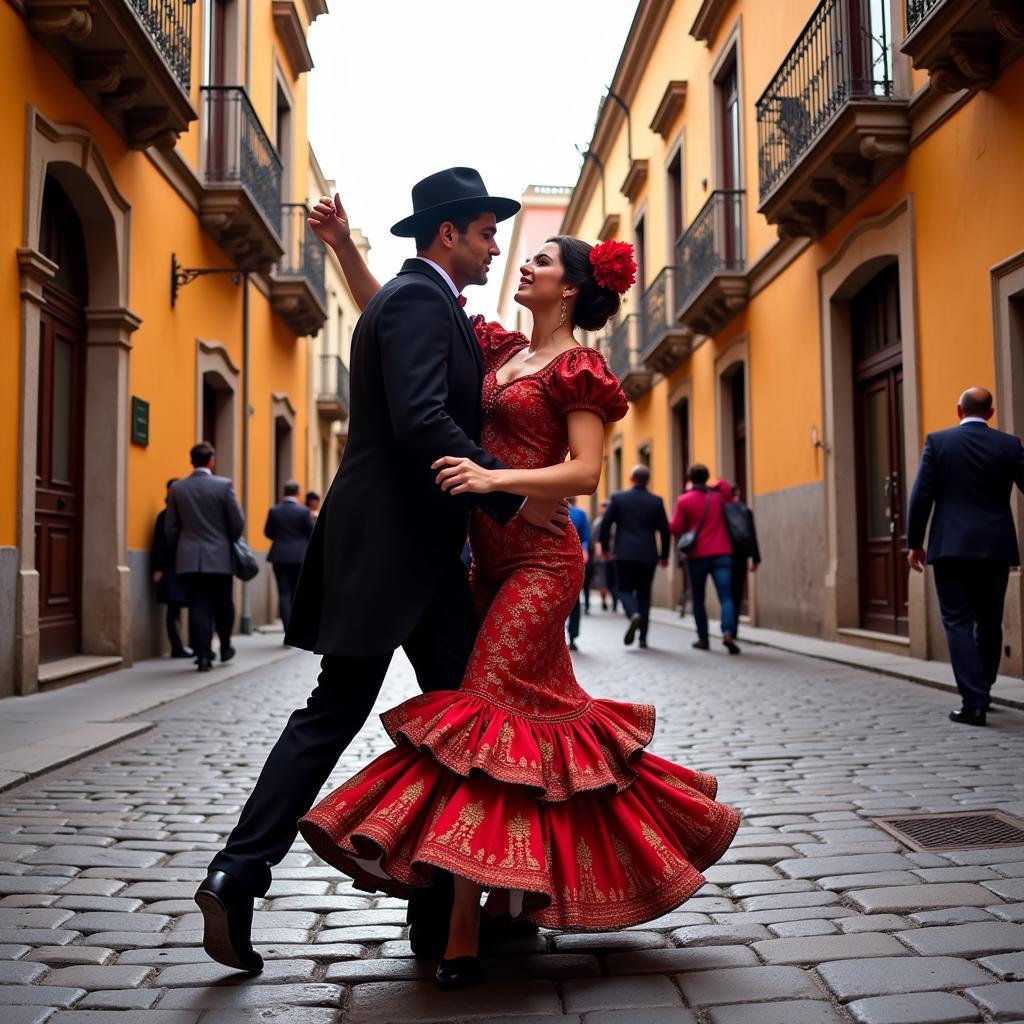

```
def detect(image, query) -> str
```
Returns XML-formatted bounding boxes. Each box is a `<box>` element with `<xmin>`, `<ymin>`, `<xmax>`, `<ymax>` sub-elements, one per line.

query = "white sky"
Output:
<box><xmin>306</xmin><ymin>1</ymin><xmax>639</xmax><ymax>319</ymax></box>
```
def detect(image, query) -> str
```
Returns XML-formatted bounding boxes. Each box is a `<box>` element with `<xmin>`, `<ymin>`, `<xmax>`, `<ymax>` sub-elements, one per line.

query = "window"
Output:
<box><xmin>638</xmin><ymin>442</ymin><xmax>652</xmax><ymax>468</ymax></box>
<box><xmin>667</xmin><ymin>147</ymin><xmax>684</xmax><ymax>246</ymax></box>
<box><xmin>634</xmin><ymin>213</ymin><xmax>647</xmax><ymax>294</ymax></box>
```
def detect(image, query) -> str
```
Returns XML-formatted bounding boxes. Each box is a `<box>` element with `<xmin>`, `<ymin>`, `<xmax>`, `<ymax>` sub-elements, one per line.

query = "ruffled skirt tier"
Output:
<box><xmin>299</xmin><ymin>690</ymin><xmax>740</xmax><ymax>930</ymax></box>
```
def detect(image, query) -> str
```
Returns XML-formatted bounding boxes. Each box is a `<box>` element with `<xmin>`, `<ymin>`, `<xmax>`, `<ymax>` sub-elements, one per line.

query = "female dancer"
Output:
<box><xmin>298</xmin><ymin>197</ymin><xmax>740</xmax><ymax>989</ymax></box>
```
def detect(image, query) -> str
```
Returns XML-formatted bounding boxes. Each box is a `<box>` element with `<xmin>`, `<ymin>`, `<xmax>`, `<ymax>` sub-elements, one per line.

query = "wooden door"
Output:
<box><xmin>36</xmin><ymin>177</ymin><xmax>88</xmax><ymax>662</ymax></box>
<box><xmin>853</xmin><ymin>265</ymin><xmax>908</xmax><ymax>635</ymax></box>
<box><xmin>36</xmin><ymin>287</ymin><xmax>86</xmax><ymax>660</ymax></box>
<box><xmin>717</xmin><ymin>58</ymin><xmax>742</xmax><ymax>265</ymax></box>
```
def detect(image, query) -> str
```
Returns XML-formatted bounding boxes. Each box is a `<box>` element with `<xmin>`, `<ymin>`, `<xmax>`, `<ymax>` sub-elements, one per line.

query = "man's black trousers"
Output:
<box><xmin>209</xmin><ymin>558</ymin><xmax>477</xmax><ymax>899</ymax></box>
<box><xmin>272</xmin><ymin>562</ymin><xmax>303</xmax><ymax>631</ymax></box>
<box><xmin>932</xmin><ymin>558</ymin><xmax>1009</xmax><ymax>713</ymax></box>
<box><xmin>181</xmin><ymin>573</ymin><xmax>234</xmax><ymax>661</ymax></box>
<box><xmin>614</xmin><ymin>560</ymin><xmax>657</xmax><ymax>642</ymax></box>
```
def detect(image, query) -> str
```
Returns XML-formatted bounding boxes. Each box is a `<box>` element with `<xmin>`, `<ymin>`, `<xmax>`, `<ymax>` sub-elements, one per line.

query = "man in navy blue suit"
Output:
<box><xmin>907</xmin><ymin>387</ymin><xmax>1024</xmax><ymax>726</ymax></box>
<box><xmin>264</xmin><ymin>481</ymin><xmax>314</xmax><ymax>632</ymax></box>
<box><xmin>599</xmin><ymin>465</ymin><xmax>670</xmax><ymax>649</ymax></box>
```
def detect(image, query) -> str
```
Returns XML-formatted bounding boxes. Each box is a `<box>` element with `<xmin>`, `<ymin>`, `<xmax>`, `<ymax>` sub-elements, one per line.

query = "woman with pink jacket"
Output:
<box><xmin>669</xmin><ymin>464</ymin><xmax>739</xmax><ymax>654</ymax></box>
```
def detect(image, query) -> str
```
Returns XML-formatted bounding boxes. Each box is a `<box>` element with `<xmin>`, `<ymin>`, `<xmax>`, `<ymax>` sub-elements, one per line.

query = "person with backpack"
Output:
<box><xmin>726</xmin><ymin>485</ymin><xmax>761</xmax><ymax>637</ymax></box>
<box><xmin>669</xmin><ymin>464</ymin><xmax>739</xmax><ymax>654</ymax></box>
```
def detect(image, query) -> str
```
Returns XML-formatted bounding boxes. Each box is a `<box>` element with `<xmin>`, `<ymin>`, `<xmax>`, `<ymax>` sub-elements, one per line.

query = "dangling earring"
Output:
<box><xmin>558</xmin><ymin>296</ymin><xmax>567</xmax><ymax>329</ymax></box>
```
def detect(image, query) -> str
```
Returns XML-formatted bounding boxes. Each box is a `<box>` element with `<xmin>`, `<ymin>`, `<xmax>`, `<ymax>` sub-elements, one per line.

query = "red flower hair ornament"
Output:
<box><xmin>589</xmin><ymin>239</ymin><xmax>637</xmax><ymax>294</ymax></box>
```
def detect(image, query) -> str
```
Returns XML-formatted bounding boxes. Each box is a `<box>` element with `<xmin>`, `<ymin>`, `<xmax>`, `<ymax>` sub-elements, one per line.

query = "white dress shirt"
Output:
<box><xmin>960</xmin><ymin>417</ymin><xmax>988</xmax><ymax>426</ymax></box>
<box><xmin>414</xmin><ymin>257</ymin><xmax>461</xmax><ymax>300</ymax></box>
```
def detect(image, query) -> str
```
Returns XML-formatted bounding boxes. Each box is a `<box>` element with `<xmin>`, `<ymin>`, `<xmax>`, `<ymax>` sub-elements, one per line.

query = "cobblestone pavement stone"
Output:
<box><xmin>0</xmin><ymin>610</ymin><xmax>1023</xmax><ymax>1022</ymax></box>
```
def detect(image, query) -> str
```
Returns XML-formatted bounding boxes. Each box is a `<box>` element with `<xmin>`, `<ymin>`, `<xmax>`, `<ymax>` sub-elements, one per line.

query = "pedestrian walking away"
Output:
<box><xmin>165</xmin><ymin>443</ymin><xmax>244</xmax><ymax>673</ymax></box>
<box><xmin>305</xmin><ymin>490</ymin><xmax>321</xmax><ymax>520</ymax></box>
<box><xmin>670</xmin><ymin>464</ymin><xmax>739</xmax><ymax>654</ymax></box>
<box><xmin>197</xmin><ymin>168</ymin><xmax>567</xmax><ymax>977</ymax></box>
<box><xmin>907</xmin><ymin>386</ymin><xmax>1024</xmax><ymax>726</ymax></box>
<box><xmin>566</xmin><ymin>497</ymin><xmax>590</xmax><ymax>650</ymax></box>
<box><xmin>150</xmin><ymin>478</ymin><xmax>192</xmax><ymax>659</ymax></box>
<box><xmin>297</xmin><ymin>219</ymin><xmax>738</xmax><ymax>991</ymax></box>
<box><xmin>598</xmin><ymin>464</ymin><xmax>670</xmax><ymax>649</ymax></box>
<box><xmin>725</xmin><ymin>484</ymin><xmax>761</xmax><ymax>637</ymax></box>
<box><xmin>592</xmin><ymin>499</ymin><xmax>617</xmax><ymax>611</ymax></box>
<box><xmin>264</xmin><ymin>479</ymin><xmax>314</xmax><ymax>633</ymax></box>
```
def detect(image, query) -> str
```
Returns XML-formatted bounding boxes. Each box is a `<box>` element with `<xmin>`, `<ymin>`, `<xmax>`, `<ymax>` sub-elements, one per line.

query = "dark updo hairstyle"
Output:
<box><xmin>547</xmin><ymin>235</ymin><xmax>622</xmax><ymax>332</ymax></box>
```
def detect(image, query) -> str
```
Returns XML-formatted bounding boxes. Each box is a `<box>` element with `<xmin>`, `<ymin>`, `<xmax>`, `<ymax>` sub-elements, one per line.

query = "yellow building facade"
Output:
<box><xmin>565</xmin><ymin>0</ymin><xmax>1024</xmax><ymax>669</ymax></box>
<box><xmin>1</xmin><ymin>0</ymin><xmax>331</xmax><ymax>695</ymax></box>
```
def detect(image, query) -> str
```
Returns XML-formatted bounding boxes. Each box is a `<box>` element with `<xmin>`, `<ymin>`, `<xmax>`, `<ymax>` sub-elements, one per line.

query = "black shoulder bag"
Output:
<box><xmin>676</xmin><ymin>490</ymin><xmax>711</xmax><ymax>557</ymax></box>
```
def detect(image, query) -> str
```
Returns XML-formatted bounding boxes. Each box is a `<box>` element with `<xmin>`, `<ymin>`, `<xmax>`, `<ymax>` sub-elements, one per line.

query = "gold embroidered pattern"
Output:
<box><xmin>371</xmin><ymin>780</ymin><xmax>424</xmax><ymax>828</ymax></box>
<box><xmin>499</xmin><ymin>813</ymin><xmax>540</xmax><ymax>870</ymax></box>
<box><xmin>575</xmin><ymin>837</ymin><xmax>605</xmax><ymax>904</ymax></box>
<box><xmin>435</xmin><ymin>800</ymin><xmax>485</xmax><ymax>856</ymax></box>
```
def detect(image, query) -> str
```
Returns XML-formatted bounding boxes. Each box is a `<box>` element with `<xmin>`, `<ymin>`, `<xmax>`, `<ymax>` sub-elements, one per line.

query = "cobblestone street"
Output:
<box><xmin>1</xmin><ymin>611</ymin><xmax>1023</xmax><ymax>1023</ymax></box>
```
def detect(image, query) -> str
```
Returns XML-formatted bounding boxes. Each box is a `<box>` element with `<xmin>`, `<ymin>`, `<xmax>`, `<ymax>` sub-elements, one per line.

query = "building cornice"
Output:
<box><xmin>561</xmin><ymin>0</ymin><xmax>674</xmax><ymax>236</ymax></box>
<box><xmin>690</xmin><ymin>0</ymin><xmax>732</xmax><ymax>45</ymax></box>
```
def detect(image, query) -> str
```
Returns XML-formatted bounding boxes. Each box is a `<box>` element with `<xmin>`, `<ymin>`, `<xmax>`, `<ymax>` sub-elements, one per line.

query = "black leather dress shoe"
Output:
<box><xmin>435</xmin><ymin>955</ymin><xmax>481</xmax><ymax>990</ymax></box>
<box><xmin>624</xmin><ymin>614</ymin><xmax>642</xmax><ymax>646</ymax></box>
<box><xmin>171</xmin><ymin>647</ymin><xmax>194</xmax><ymax>659</ymax></box>
<box><xmin>196</xmin><ymin>658</ymin><xmax>213</xmax><ymax>673</ymax></box>
<box><xmin>408</xmin><ymin>920</ymin><xmax>447</xmax><ymax>958</ymax></box>
<box><xmin>949</xmin><ymin>707</ymin><xmax>987</xmax><ymax>727</ymax></box>
<box><xmin>221</xmin><ymin>646</ymin><xmax>236</xmax><ymax>663</ymax></box>
<box><xmin>194</xmin><ymin>871</ymin><xmax>263</xmax><ymax>973</ymax></box>
<box><xmin>480</xmin><ymin>912</ymin><xmax>539</xmax><ymax>946</ymax></box>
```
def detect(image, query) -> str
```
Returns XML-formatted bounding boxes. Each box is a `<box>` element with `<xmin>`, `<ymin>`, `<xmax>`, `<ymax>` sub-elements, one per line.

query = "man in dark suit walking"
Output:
<box><xmin>166</xmin><ymin>443</ymin><xmax>245</xmax><ymax>673</ymax></box>
<box><xmin>908</xmin><ymin>387</ymin><xmax>1024</xmax><ymax>726</ymax></box>
<box><xmin>196</xmin><ymin>169</ymin><xmax>566</xmax><ymax>972</ymax></box>
<box><xmin>264</xmin><ymin>480</ymin><xmax>313</xmax><ymax>631</ymax></box>
<box><xmin>599</xmin><ymin>465</ymin><xmax>670</xmax><ymax>648</ymax></box>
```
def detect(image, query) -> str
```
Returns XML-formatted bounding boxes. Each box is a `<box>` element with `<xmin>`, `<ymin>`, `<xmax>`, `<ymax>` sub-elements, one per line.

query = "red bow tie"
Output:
<box><xmin>457</xmin><ymin>295</ymin><xmax>467</xmax><ymax>307</ymax></box>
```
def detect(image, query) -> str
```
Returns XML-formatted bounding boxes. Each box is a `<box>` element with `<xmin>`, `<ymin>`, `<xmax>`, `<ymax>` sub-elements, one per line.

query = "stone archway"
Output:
<box><xmin>12</xmin><ymin>108</ymin><xmax>140</xmax><ymax>695</ymax></box>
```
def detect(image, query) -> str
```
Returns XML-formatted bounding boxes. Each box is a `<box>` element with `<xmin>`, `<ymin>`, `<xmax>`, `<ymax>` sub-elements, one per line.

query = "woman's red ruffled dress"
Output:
<box><xmin>299</xmin><ymin>319</ymin><xmax>740</xmax><ymax>930</ymax></box>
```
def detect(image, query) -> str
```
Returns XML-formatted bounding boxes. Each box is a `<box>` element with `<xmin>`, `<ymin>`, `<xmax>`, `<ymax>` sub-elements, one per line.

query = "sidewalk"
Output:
<box><xmin>649</xmin><ymin>606</ymin><xmax>1024</xmax><ymax>709</ymax></box>
<box><xmin>0</xmin><ymin>631</ymin><xmax>298</xmax><ymax>793</ymax></box>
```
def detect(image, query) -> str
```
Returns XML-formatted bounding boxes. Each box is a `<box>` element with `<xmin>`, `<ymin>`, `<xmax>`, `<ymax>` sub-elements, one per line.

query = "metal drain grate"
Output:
<box><xmin>871</xmin><ymin>810</ymin><xmax>1024</xmax><ymax>852</ymax></box>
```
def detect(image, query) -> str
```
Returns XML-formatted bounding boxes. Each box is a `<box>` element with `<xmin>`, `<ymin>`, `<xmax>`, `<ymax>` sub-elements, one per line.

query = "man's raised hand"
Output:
<box><xmin>308</xmin><ymin>192</ymin><xmax>351</xmax><ymax>250</ymax></box>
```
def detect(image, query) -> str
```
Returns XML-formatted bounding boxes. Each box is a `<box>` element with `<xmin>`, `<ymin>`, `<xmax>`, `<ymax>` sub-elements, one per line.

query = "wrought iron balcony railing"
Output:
<box><xmin>675</xmin><ymin>190</ymin><xmax>746</xmax><ymax>315</ymax></box>
<box><xmin>279</xmin><ymin>204</ymin><xmax>327</xmax><ymax>309</ymax></box>
<box><xmin>319</xmin><ymin>354</ymin><xmax>350</xmax><ymax>412</ymax></box>
<box><xmin>641</xmin><ymin>266</ymin><xmax>678</xmax><ymax>354</ymax></box>
<box><xmin>906</xmin><ymin>0</ymin><xmax>941</xmax><ymax>33</ymax></box>
<box><xmin>756</xmin><ymin>0</ymin><xmax>895</xmax><ymax>202</ymax></box>
<box><xmin>202</xmin><ymin>86</ymin><xmax>283</xmax><ymax>237</ymax></box>
<box><xmin>130</xmin><ymin>0</ymin><xmax>194</xmax><ymax>92</ymax></box>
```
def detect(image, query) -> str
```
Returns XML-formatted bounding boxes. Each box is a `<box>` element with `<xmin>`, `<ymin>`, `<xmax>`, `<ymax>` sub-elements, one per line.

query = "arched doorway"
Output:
<box><xmin>36</xmin><ymin>177</ymin><xmax>88</xmax><ymax>661</ymax></box>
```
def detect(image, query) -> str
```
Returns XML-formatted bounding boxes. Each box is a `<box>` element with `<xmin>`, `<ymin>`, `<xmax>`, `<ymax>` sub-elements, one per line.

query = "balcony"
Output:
<box><xmin>640</xmin><ymin>268</ymin><xmax>693</xmax><ymax>376</ymax></box>
<box><xmin>674</xmin><ymin>190</ymin><xmax>748</xmax><ymax>337</ymax></box>
<box><xmin>902</xmin><ymin>0</ymin><xmax>1024</xmax><ymax>92</ymax></box>
<box><xmin>756</xmin><ymin>0</ymin><xmax>910</xmax><ymax>239</ymax></box>
<box><xmin>199</xmin><ymin>86</ymin><xmax>284</xmax><ymax>271</ymax></box>
<box><xmin>270</xmin><ymin>204</ymin><xmax>327</xmax><ymax>335</ymax></box>
<box><xmin>23</xmin><ymin>0</ymin><xmax>196</xmax><ymax>150</ymax></box>
<box><xmin>317</xmin><ymin>354</ymin><xmax>350</xmax><ymax>421</ymax></box>
<box><xmin>606</xmin><ymin>314</ymin><xmax>652</xmax><ymax>402</ymax></box>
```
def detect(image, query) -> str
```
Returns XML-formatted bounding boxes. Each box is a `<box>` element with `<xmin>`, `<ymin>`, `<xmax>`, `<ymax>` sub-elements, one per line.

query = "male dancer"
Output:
<box><xmin>196</xmin><ymin>169</ymin><xmax>566</xmax><ymax>970</ymax></box>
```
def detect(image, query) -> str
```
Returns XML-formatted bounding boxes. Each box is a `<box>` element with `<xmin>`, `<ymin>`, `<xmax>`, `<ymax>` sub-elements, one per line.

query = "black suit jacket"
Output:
<box><xmin>264</xmin><ymin>500</ymin><xmax>314</xmax><ymax>564</ymax></box>
<box><xmin>286</xmin><ymin>259</ymin><xmax>522</xmax><ymax>656</ymax></box>
<box><xmin>599</xmin><ymin>486</ymin><xmax>670</xmax><ymax>563</ymax></box>
<box><xmin>907</xmin><ymin>420</ymin><xmax>1024</xmax><ymax>564</ymax></box>
<box><xmin>151</xmin><ymin>508</ymin><xmax>187</xmax><ymax>605</ymax></box>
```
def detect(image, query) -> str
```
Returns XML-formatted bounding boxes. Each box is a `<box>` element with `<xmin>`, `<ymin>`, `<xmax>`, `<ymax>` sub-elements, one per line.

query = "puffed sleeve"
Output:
<box><xmin>470</xmin><ymin>315</ymin><xmax>527</xmax><ymax>371</ymax></box>
<box><xmin>549</xmin><ymin>347</ymin><xmax>629</xmax><ymax>423</ymax></box>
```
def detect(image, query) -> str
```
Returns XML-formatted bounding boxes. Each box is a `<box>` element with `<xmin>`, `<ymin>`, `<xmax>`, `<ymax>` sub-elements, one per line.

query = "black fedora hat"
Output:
<box><xmin>391</xmin><ymin>166</ymin><xmax>521</xmax><ymax>238</ymax></box>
